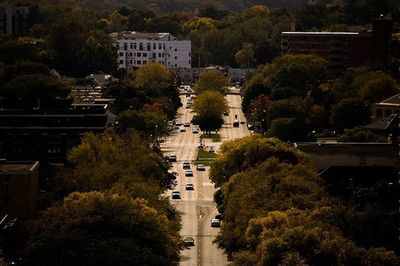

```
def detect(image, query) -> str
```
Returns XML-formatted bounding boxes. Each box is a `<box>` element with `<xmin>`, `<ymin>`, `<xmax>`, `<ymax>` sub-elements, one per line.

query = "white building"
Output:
<box><xmin>110</xmin><ymin>32</ymin><xmax>192</xmax><ymax>69</ymax></box>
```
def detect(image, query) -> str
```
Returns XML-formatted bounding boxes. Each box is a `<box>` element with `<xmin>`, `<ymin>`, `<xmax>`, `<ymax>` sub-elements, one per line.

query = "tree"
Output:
<box><xmin>0</xmin><ymin>74</ymin><xmax>70</xmax><ymax>108</ymax></box>
<box><xmin>235</xmin><ymin>43</ymin><xmax>254</xmax><ymax>68</ymax></box>
<box><xmin>194</xmin><ymin>69</ymin><xmax>230</xmax><ymax>93</ymax></box>
<box><xmin>24</xmin><ymin>192</ymin><xmax>181</xmax><ymax>265</ymax></box>
<box><xmin>117</xmin><ymin>110</ymin><xmax>168</xmax><ymax>139</ymax></box>
<box><xmin>338</xmin><ymin>127</ymin><xmax>378</xmax><ymax>142</ymax></box>
<box><xmin>232</xmin><ymin>209</ymin><xmax>399</xmax><ymax>265</ymax></box>
<box><xmin>330</xmin><ymin>97</ymin><xmax>370</xmax><ymax>131</ymax></box>
<box><xmin>64</xmin><ymin>132</ymin><xmax>172</xmax><ymax>192</ymax></box>
<box><xmin>192</xmin><ymin>90</ymin><xmax>228</xmax><ymax>134</ymax></box>
<box><xmin>268</xmin><ymin>117</ymin><xmax>307</xmax><ymax>142</ymax></box>
<box><xmin>209</xmin><ymin>136</ymin><xmax>306</xmax><ymax>187</ymax></box>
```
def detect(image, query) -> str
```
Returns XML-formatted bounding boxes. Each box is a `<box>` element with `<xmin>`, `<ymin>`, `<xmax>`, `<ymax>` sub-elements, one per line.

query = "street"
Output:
<box><xmin>161</xmin><ymin>92</ymin><xmax>250</xmax><ymax>266</ymax></box>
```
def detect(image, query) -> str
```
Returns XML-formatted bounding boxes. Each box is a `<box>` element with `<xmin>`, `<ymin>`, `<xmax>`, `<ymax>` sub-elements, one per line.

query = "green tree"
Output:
<box><xmin>64</xmin><ymin>132</ymin><xmax>171</xmax><ymax>192</ymax></box>
<box><xmin>209</xmin><ymin>136</ymin><xmax>306</xmax><ymax>187</ymax></box>
<box><xmin>25</xmin><ymin>192</ymin><xmax>181</xmax><ymax>266</ymax></box>
<box><xmin>0</xmin><ymin>74</ymin><xmax>70</xmax><ymax>108</ymax></box>
<box><xmin>192</xmin><ymin>90</ymin><xmax>228</xmax><ymax>134</ymax></box>
<box><xmin>232</xmin><ymin>209</ymin><xmax>399</xmax><ymax>265</ymax></box>
<box><xmin>268</xmin><ymin>117</ymin><xmax>307</xmax><ymax>141</ymax></box>
<box><xmin>117</xmin><ymin>110</ymin><xmax>168</xmax><ymax>139</ymax></box>
<box><xmin>338</xmin><ymin>127</ymin><xmax>378</xmax><ymax>142</ymax></box>
<box><xmin>194</xmin><ymin>69</ymin><xmax>230</xmax><ymax>93</ymax></box>
<box><xmin>330</xmin><ymin>97</ymin><xmax>370</xmax><ymax>131</ymax></box>
<box><xmin>235</xmin><ymin>43</ymin><xmax>254</xmax><ymax>68</ymax></box>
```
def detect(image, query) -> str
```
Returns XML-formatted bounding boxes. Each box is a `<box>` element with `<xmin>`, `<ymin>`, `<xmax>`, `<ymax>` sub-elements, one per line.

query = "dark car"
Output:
<box><xmin>168</xmin><ymin>155</ymin><xmax>177</xmax><ymax>162</ymax></box>
<box><xmin>183</xmin><ymin>237</ymin><xmax>195</xmax><ymax>247</ymax></box>
<box><xmin>185</xmin><ymin>170</ymin><xmax>193</xmax><ymax>177</ymax></box>
<box><xmin>182</xmin><ymin>162</ymin><xmax>191</xmax><ymax>169</ymax></box>
<box><xmin>185</xmin><ymin>183</ymin><xmax>194</xmax><ymax>190</ymax></box>
<box><xmin>171</xmin><ymin>191</ymin><xmax>181</xmax><ymax>199</ymax></box>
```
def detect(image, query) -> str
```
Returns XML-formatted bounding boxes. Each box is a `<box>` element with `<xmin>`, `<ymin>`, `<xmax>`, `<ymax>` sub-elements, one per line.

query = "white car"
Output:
<box><xmin>185</xmin><ymin>170</ymin><xmax>193</xmax><ymax>177</ymax></box>
<box><xmin>196</xmin><ymin>164</ymin><xmax>205</xmax><ymax>171</ymax></box>
<box><xmin>211</xmin><ymin>218</ymin><xmax>221</xmax><ymax>227</ymax></box>
<box><xmin>171</xmin><ymin>191</ymin><xmax>181</xmax><ymax>199</ymax></box>
<box><xmin>192</xmin><ymin>127</ymin><xmax>199</xmax><ymax>134</ymax></box>
<box><xmin>179</xmin><ymin>125</ymin><xmax>186</xmax><ymax>132</ymax></box>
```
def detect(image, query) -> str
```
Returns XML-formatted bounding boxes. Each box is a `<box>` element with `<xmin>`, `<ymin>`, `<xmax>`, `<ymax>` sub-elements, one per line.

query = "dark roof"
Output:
<box><xmin>377</xmin><ymin>93</ymin><xmax>400</xmax><ymax>105</ymax></box>
<box><xmin>363</xmin><ymin>116</ymin><xmax>393</xmax><ymax>131</ymax></box>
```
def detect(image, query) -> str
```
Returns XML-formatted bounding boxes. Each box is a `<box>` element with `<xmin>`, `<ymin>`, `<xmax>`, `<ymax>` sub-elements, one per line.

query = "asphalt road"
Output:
<box><xmin>161</xmin><ymin>91</ymin><xmax>250</xmax><ymax>266</ymax></box>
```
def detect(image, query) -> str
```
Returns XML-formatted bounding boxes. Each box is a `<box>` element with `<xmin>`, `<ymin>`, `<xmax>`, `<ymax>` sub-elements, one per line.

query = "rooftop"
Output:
<box><xmin>377</xmin><ymin>93</ymin><xmax>400</xmax><ymax>105</ymax></box>
<box><xmin>110</xmin><ymin>32</ymin><xmax>171</xmax><ymax>40</ymax></box>
<box><xmin>0</xmin><ymin>161</ymin><xmax>39</xmax><ymax>173</ymax></box>
<box><xmin>282</xmin><ymin>31</ymin><xmax>359</xmax><ymax>36</ymax></box>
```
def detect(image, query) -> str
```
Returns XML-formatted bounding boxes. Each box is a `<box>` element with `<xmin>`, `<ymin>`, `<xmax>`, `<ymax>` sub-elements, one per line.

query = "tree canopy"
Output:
<box><xmin>194</xmin><ymin>69</ymin><xmax>230</xmax><ymax>93</ymax></box>
<box><xmin>25</xmin><ymin>192</ymin><xmax>181</xmax><ymax>266</ymax></box>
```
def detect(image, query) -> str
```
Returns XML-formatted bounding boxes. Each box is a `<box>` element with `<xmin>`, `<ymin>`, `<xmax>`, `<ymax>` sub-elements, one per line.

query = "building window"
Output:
<box><xmin>175</xmin><ymin>64</ymin><xmax>177</xmax><ymax>67</ymax></box>
<box><xmin>175</xmin><ymin>56</ymin><xmax>177</xmax><ymax>60</ymax></box>
<box><xmin>143</xmin><ymin>60</ymin><xmax>147</xmax><ymax>64</ymax></box>
<box><xmin>137</xmin><ymin>60</ymin><xmax>141</xmax><ymax>65</ymax></box>
<box><xmin>139</xmin><ymin>43</ymin><xmax>143</xmax><ymax>50</ymax></box>
<box><xmin>129</xmin><ymin>52</ymin><xmax>133</xmax><ymax>56</ymax></box>
<box><xmin>189</xmin><ymin>60</ymin><xmax>191</xmax><ymax>64</ymax></box>
<box><xmin>159</xmin><ymin>43</ymin><xmax>162</xmax><ymax>49</ymax></box>
<box><xmin>134</xmin><ymin>43</ymin><xmax>137</xmax><ymax>49</ymax></box>
<box><xmin>119</xmin><ymin>60</ymin><xmax>123</xmax><ymax>64</ymax></box>
<box><xmin>143</xmin><ymin>52</ymin><xmax>147</xmax><ymax>57</ymax></box>
<box><xmin>174</xmin><ymin>48</ymin><xmax>177</xmax><ymax>52</ymax></box>
<box><xmin>119</xmin><ymin>52</ymin><xmax>123</xmax><ymax>56</ymax></box>
<box><xmin>137</xmin><ymin>52</ymin><xmax>141</xmax><ymax>57</ymax></box>
<box><xmin>153</xmin><ymin>53</ymin><xmax>156</xmax><ymax>59</ymax></box>
<box><xmin>163</xmin><ymin>43</ymin><xmax>165</xmax><ymax>49</ymax></box>
<box><xmin>130</xmin><ymin>44</ymin><xmax>133</xmax><ymax>49</ymax></box>
<box><xmin>153</xmin><ymin>43</ymin><xmax>156</xmax><ymax>50</ymax></box>
<box><xmin>158</xmin><ymin>53</ymin><xmax>161</xmax><ymax>57</ymax></box>
<box><xmin>147</xmin><ymin>43</ymin><xmax>151</xmax><ymax>51</ymax></box>
<box><xmin>189</xmin><ymin>52</ymin><xmax>191</xmax><ymax>56</ymax></box>
<box><xmin>129</xmin><ymin>60</ymin><xmax>132</xmax><ymax>64</ymax></box>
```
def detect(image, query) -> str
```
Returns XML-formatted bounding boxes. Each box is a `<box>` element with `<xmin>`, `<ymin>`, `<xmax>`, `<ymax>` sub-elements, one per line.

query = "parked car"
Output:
<box><xmin>192</xmin><ymin>127</ymin><xmax>199</xmax><ymax>134</ymax></box>
<box><xmin>184</xmin><ymin>122</ymin><xmax>190</xmax><ymax>127</ymax></box>
<box><xmin>185</xmin><ymin>170</ymin><xmax>193</xmax><ymax>177</ymax></box>
<box><xmin>185</xmin><ymin>183</ymin><xmax>194</xmax><ymax>190</ymax></box>
<box><xmin>215</xmin><ymin>212</ymin><xmax>223</xmax><ymax>220</ymax></box>
<box><xmin>196</xmin><ymin>164</ymin><xmax>205</xmax><ymax>171</ymax></box>
<box><xmin>223</xmin><ymin>111</ymin><xmax>229</xmax><ymax>116</ymax></box>
<box><xmin>211</xmin><ymin>218</ymin><xmax>221</xmax><ymax>227</ymax></box>
<box><xmin>183</xmin><ymin>237</ymin><xmax>195</xmax><ymax>246</ymax></box>
<box><xmin>168</xmin><ymin>154</ymin><xmax>177</xmax><ymax>162</ymax></box>
<box><xmin>182</xmin><ymin>162</ymin><xmax>190</xmax><ymax>169</ymax></box>
<box><xmin>171</xmin><ymin>191</ymin><xmax>181</xmax><ymax>199</ymax></box>
<box><xmin>179</xmin><ymin>125</ymin><xmax>186</xmax><ymax>132</ymax></box>
<box><xmin>233</xmin><ymin>119</ymin><xmax>239</xmax><ymax>127</ymax></box>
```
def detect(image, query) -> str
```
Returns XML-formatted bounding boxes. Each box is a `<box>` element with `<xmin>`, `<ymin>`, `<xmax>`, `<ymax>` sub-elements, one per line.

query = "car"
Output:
<box><xmin>168</xmin><ymin>154</ymin><xmax>177</xmax><ymax>162</ymax></box>
<box><xmin>215</xmin><ymin>212</ymin><xmax>223</xmax><ymax>220</ymax></box>
<box><xmin>211</xmin><ymin>218</ymin><xmax>221</xmax><ymax>227</ymax></box>
<box><xmin>185</xmin><ymin>183</ymin><xmax>194</xmax><ymax>190</ymax></box>
<box><xmin>179</xmin><ymin>125</ymin><xmax>186</xmax><ymax>132</ymax></box>
<box><xmin>184</xmin><ymin>122</ymin><xmax>190</xmax><ymax>127</ymax></box>
<box><xmin>233</xmin><ymin>119</ymin><xmax>239</xmax><ymax>127</ymax></box>
<box><xmin>196</xmin><ymin>164</ymin><xmax>205</xmax><ymax>171</ymax></box>
<box><xmin>192</xmin><ymin>127</ymin><xmax>199</xmax><ymax>134</ymax></box>
<box><xmin>185</xmin><ymin>170</ymin><xmax>193</xmax><ymax>177</ymax></box>
<box><xmin>185</xmin><ymin>103</ymin><xmax>191</xmax><ymax>109</ymax></box>
<box><xmin>223</xmin><ymin>111</ymin><xmax>229</xmax><ymax>116</ymax></box>
<box><xmin>183</xmin><ymin>237</ymin><xmax>195</xmax><ymax>247</ymax></box>
<box><xmin>182</xmin><ymin>162</ymin><xmax>191</xmax><ymax>169</ymax></box>
<box><xmin>171</xmin><ymin>191</ymin><xmax>181</xmax><ymax>199</ymax></box>
<box><xmin>175</xmin><ymin>121</ymin><xmax>182</xmax><ymax>126</ymax></box>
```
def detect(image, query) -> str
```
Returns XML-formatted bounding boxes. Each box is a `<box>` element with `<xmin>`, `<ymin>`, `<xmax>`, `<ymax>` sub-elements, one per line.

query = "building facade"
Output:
<box><xmin>0</xmin><ymin>105</ymin><xmax>108</xmax><ymax>163</ymax></box>
<box><xmin>111</xmin><ymin>32</ymin><xmax>191</xmax><ymax>69</ymax></box>
<box><xmin>281</xmin><ymin>18</ymin><xmax>393</xmax><ymax>70</ymax></box>
<box><xmin>0</xmin><ymin>3</ymin><xmax>30</xmax><ymax>36</ymax></box>
<box><xmin>0</xmin><ymin>161</ymin><xmax>39</xmax><ymax>221</ymax></box>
